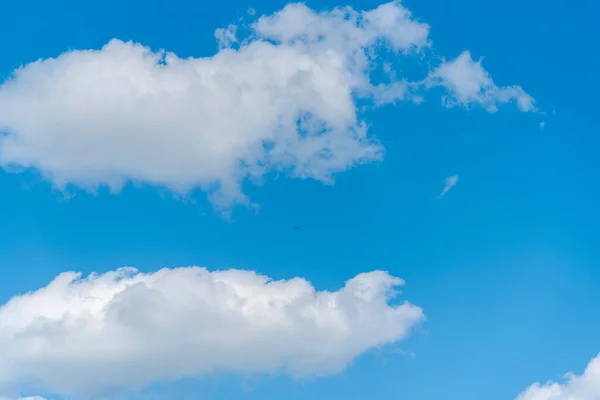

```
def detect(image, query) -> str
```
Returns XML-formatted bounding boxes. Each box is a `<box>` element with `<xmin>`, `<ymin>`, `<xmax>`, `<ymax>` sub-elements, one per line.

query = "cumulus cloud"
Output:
<box><xmin>0</xmin><ymin>2</ymin><xmax>533</xmax><ymax>210</ymax></box>
<box><xmin>0</xmin><ymin>266</ymin><xmax>423</xmax><ymax>397</ymax></box>
<box><xmin>436</xmin><ymin>174</ymin><xmax>459</xmax><ymax>199</ymax></box>
<box><xmin>426</xmin><ymin>51</ymin><xmax>536</xmax><ymax>113</ymax></box>
<box><xmin>516</xmin><ymin>353</ymin><xmax>600</xmax><ymax>400</ymax></box>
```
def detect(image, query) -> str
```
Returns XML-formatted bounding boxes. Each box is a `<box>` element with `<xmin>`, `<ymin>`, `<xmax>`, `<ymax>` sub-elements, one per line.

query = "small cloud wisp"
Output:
<box><xmin>436</xmin><ymin>174</ymin><xmax>459</xmax><ymax>199</ymax></box>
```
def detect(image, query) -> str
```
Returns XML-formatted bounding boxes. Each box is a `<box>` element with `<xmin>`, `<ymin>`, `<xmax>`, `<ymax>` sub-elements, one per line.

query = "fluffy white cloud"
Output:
<box><xmin>0</xmin><ymin>2</ymin><xmax>533</xmax><ymax>210</ymax></box>
<box><xmin>426</xmin><ymin>51</ymin><xmax>536</xmax><ymax>113</ymax></box>
<box><xmin>0</xmin><ymin>266</ymin><xmax>423</xmax><ymax>397</ymax></box>
<box><xmin>252</xmin><ymin>2</ymin><xmax>429</xmax><ymax>53</ymax></box>
<box><xmin>516</xmin><ymin>354</ymin><xmax>600</xmax><ymax>400</ymax></box>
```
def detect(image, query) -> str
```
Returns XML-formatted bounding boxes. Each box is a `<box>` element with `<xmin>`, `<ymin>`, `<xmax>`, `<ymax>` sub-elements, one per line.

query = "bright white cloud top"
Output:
<box><xmin>0</xmin><ymin>267</ymin><xmax>423</xmax><ymax>397</ymax></box>
<box><xmin>516</xmin><ymin>353</ymin><xmax>600</xmax><ymax>400</ymax></box>
<box><xmin>0</xmin><ymin>1</ymin><xmax>535</xmax><ymax>210</ymax></box>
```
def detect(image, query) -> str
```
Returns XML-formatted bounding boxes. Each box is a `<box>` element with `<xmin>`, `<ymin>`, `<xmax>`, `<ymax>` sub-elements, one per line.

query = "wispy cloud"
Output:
<box><xmin>436</xmin><ymin>174</ymin><xmax>459</xmax><ymax>199</ymax></box>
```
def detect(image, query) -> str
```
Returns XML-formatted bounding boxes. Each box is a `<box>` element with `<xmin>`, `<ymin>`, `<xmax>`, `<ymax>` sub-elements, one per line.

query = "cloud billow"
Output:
<box><xmin>515</xmin><ymin>354</ymin><xmax>600</xmax><ymax>400</ymax></box>
<box><xmin>0</xmin><ymin>267</ymin><xmax>423</xmax><ymax>397</ymax></box>
<box><xmin>0</xmin><ymin>1</ymin><xmax>535</xmax><ymax>211</ymax></box>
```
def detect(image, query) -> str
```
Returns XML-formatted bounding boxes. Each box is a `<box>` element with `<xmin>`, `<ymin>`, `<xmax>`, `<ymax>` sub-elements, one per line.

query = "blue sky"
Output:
<box><xmin>0</xmin><ymin>0</ymin><xmax>599</xmax><ymax>399</ymax></box>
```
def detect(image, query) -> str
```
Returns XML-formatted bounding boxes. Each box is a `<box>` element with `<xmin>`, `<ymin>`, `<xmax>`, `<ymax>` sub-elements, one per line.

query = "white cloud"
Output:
<box><xmin>253</xmin><ymin>2</ymin><xmax>429</xmax><ymax>53</ymax></box>
<box><xmin>0</xmin><ymin>266</ymin><xmax>424</xmax><ymax>397</ymax></box>
<box><xmin>426</xmin><ymin>51</ymin><xmax>536</xmax><ymax>113</ymax></box>
<box><xmin>516</xmin><ymin>353</ymin><xmax>600</xmax><ymax>400</ymax></box>
<box><xmin>436</xmin><ymin>174</ymin><xmax>459</xmax><ymax>199</ymax></box>
<box><xmin>0</xmin><ymin>2</ymin><xmax>533</xmax><ymax>211</ymax></box>
<box><xmin>0</xmin><ymin>397</ymin><xmax>47</xmax><ymax>400</ymax></box>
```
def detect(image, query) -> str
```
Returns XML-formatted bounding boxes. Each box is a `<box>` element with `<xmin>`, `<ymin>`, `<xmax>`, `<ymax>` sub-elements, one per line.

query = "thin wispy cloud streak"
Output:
<box><xmin>436</xmin><ymin>174</ymin><xmax>459</xmax><ymax>199</ymax></box>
